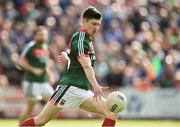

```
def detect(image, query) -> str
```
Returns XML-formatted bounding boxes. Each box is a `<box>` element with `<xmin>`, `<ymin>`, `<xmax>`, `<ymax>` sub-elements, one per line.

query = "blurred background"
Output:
<box><xmin>0</xmin><ymin>0</ymin><xmax>180</xmax><ymax>120</ymax></box>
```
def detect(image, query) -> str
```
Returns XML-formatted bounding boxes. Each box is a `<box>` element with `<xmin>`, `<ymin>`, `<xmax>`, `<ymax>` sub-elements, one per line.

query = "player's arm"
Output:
<box><xmin>18</xmin><ymin>57</ymin><xmax>44</xmax><ymax>76</ymax></box>
<box><xmin>19</xmin><ymin>42</ymin><xmax>44</xmax><ymax>76</ymax></box>
<box><xmin>57</xmin><ymin>51</ymin><xmax>70</xmax><ymax>70</ymax></box>
<box><xmin>78</xmin><ymin>56</ymin><xmax>98</xmax><ymax>87</ymax></box>
<box><xmin>18</xmin><ymin>57</ymin><xmax>33</xmax><ymax>72</ymax></box>
<box><xmin>45</xmin><ymin>59</ymin><xmax>56</xmax><ymax>84</ymax></box>
<box><xmin>78</xmin><ymin>56</ymin><xmax>103</xmax><ymax>100</ymax></box>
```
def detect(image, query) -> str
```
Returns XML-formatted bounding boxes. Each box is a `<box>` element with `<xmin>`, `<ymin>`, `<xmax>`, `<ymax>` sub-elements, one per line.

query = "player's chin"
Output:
<box><xmin>37</xmin><ymin>40</ymin><xmax>44</xmax><ymax>44</ymax></box>
<box><xmin>92</xmin><ymin>31</ymin><xmax>96</xmax><ymax>35</ymax></box>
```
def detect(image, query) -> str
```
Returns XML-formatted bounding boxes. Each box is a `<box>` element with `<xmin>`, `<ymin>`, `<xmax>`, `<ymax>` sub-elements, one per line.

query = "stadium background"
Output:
<box><xmin>0</xmin><ymin>0</ymin><xmax>180</xmax><ymax>126</ymax></box>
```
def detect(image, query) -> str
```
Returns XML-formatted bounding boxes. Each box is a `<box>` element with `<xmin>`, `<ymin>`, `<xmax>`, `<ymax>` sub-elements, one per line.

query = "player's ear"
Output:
<box><xmin>82</xmin><ymin>18</ymin><xmax>88</xmax><ymax>25</ymax></box>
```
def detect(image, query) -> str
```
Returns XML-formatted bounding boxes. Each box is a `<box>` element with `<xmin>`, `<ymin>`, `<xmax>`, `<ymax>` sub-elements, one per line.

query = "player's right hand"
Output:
<box><xmin>93</xmin><ymin>85</ymin><xmax>108</xmax><ymax>102</ymax></box>
<box><xmin>57</xmin><ymin>52</ymin><xmax>68</xmax><ymax>63</ymax></box>
<box><xmin>32</xmin><ymin>68</ymin><xmax>44</xmax><ymax>76</ymax></box>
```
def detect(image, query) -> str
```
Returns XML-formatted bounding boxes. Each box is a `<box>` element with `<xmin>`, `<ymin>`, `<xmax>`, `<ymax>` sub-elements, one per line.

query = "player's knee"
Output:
<box><xmin>103</xmin><ymin>110</ymin><xmax>119</xmax><ymax>120</ymax></box>
<box><xmin>103</xmin><ymin>111</ymin><xmax>110</xmax><ymax>118</ymax></box>
<box><xmin>34</xmin><ymin>117</ymin><xmax>48</xmax><ymax>126</ymax></box>
<box><xmin>26</xmin><ymin>108</ymin><xmax>33</xmax><ymax>113</ymax></box>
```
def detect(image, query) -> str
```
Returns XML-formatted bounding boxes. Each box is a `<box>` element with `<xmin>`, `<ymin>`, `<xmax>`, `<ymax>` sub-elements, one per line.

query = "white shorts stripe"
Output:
<box><xmin>50</xmin><ymin>85</ymin><xmax>70</xmax><ymax>105</ymax></box>
<box><xmin>51</xmin><ymin>86</ymin><xmax>66</xmax><ymax>104</ymax></box>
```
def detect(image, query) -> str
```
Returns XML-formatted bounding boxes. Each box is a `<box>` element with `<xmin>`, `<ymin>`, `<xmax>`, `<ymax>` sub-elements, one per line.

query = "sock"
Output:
<box><xmin>102</xmin><ymin>118</ymin><xmax>116</xmax><ymax>127</ymax></box>
<box><xmin>19</xmin><ymin>117</ymin><xmax>35</xmax><ymax>127</ymax></box>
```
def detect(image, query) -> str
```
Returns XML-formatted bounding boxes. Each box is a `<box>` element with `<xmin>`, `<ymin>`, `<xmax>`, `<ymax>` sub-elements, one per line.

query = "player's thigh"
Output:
<box><xmin>80</xmin><ymin>96</ymin><xmax>107</xmax><ymax>115</ymax></box>
<box><xmin>80</xmin><ymin>96</ymin><xmax>119</xmax><ymax>120</ymax></box>
<box><xmin>34</xmin><ymin>101</ymin><xmax>61</xmax><ymax>124</ymax></box>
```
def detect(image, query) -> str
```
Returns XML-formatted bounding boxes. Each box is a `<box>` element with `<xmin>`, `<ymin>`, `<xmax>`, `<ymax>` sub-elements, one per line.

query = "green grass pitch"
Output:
<box><xmin>0</xmin><ymin>119</ymin><xmax>180</xmax><ymax>127</ymax></box>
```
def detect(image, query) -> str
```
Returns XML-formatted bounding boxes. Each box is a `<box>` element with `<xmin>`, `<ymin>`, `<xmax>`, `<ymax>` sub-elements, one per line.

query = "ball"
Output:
<box><xmin>106</xmin><ymin>91</ymin><xmax>127</xmax><ymax>113</ymax></box>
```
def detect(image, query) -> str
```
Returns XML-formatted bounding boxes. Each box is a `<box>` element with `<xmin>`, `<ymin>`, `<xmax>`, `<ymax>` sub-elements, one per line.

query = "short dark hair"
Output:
<box><xmin>82</xmin><ymin>6</ymin><xmax>102</xmax><ymax>20</ymax></box>
<box><xmin>34</xmin><ymin>26</ymin><xmax>47</xmax><ymax>35</ymax></box>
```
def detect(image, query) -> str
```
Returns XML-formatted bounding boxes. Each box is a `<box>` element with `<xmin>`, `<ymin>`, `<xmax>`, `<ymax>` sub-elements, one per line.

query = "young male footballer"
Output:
<box><xmin>20</xmin><ymin>6</ymin><xmax>119</xmax><ymax>127</ymax></box>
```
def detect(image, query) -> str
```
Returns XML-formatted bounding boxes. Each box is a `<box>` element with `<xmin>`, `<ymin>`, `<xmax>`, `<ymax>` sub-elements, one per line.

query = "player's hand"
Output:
<box><xmin>57</xmin><ymin>52</ymin><xmax>68</xmax><ymax>64</ymax></box>
<box><xmin>32</xmin><ymin>68</ymin><xmax>44</xmax><ymax>76</ymax></box>
<box><xmin>93</xmin><ymin>85</ymin><xmax>108</xmax><ymax>101</ymax></box>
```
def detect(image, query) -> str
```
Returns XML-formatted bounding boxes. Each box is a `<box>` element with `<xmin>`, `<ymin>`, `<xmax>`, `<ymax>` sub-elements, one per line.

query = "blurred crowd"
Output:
<box><xmin>0</xmin><ymin>0</ymin><xmax>180</xmax><ymax>90</ymax></box>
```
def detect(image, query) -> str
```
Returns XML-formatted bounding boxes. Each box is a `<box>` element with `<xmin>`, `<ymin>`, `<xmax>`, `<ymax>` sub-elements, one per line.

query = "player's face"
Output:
<box><xmin>83</xmin><ymin>18</ymin><xmax>101</xmax><ymax>36</ymax></box>
<box><xmin>35</xmin><ymin>28</ymin><xmax>48</xmax><ymax>44</ymax></box>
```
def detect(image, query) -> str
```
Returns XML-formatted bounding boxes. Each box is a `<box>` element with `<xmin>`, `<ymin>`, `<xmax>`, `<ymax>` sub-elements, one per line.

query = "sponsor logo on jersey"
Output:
<box><xmin>33</xmin><ymin>49</ymin><xmax>49</xmax><ymax>56</ymax></box>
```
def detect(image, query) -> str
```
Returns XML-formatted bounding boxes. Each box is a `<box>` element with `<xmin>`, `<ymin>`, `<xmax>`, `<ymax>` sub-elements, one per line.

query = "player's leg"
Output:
<box><xmin>19</xmin><ymin>81</ymin><xmax>37</xmax><ymax>123</ymax></box>
<box><xmin>34</xmin><ymin>101</ymin><xmax>61</xmax><ymax>126</ymax></box>
<box><xmin>30</xmin><ymin>84</ymin><xmax>56</xmax><ymax>126</ymax></box>
<box><xmin>20</xmin><ymin>101</ymin><xmax>61</xmax><ymax>126</ymax></box>
<box><xmin>58</xmin><ymin>85</ymin><xmax>118</xmax><ymax>126</ymax></box>
<box><xmin>80</xmin><ymin>96</ymin><xmax>119</xmax><ymax>127</ymax></box>
<box><xmin>20</xmin><ymin>85</ymin><xmax>65</xmax><ymax>126</ymax></box>
<box><xmin>19</xmin><ymin>98</ymin><xmax>36</xmax><ymax>123</ymax></box>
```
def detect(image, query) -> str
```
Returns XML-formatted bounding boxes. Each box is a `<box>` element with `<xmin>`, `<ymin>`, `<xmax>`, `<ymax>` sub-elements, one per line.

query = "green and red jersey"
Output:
<box><xmin>21</xmin><ymin>41</ymin><xmax>49</xmax><ymax>82</ymax></box>
<box><xmin>59</xmin><ymin>30</ymin><xmax>96</xmax><ymax>90</ymax></box>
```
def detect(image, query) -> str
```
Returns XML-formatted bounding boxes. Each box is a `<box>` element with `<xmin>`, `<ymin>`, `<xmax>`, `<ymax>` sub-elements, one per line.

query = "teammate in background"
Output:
<box><xmin>20</xmin><ymin>6</ymin><xmax>119</xmax><ymax>127</ymax></box>
<box><xmin>18</xmin><ymin>26</ymin><xmax>55</xmax><ymax>123</ymax></box>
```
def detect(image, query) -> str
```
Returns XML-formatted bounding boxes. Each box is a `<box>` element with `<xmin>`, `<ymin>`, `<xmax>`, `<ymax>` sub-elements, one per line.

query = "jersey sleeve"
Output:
<box><xmin>71</xmin><ymin>32</ymin><xmax>90</xmax><ymax>58</ymax></box>
<box><xmin>21</xmin><ymin>42</ymin><xmax>34</xmax><ymax>58</ymax></box>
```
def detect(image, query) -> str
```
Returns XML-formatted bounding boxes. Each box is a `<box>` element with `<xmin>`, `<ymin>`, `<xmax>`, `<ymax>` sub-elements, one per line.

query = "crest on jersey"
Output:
<box><xmin>60</xmin><ymin>99</ymin><xmax>66</xmax><ymax>106</ymax></box>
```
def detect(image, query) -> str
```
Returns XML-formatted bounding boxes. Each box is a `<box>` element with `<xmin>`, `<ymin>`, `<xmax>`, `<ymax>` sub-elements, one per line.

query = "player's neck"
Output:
<box><xmin>35</xmin><ymin>41</ymin><xmax>44</xmax><ymax>46</ymax></box>
<box><xmin>79</xmin><ymin>28</ymin><xmax>91</xmax><ymax>37</ymax></box>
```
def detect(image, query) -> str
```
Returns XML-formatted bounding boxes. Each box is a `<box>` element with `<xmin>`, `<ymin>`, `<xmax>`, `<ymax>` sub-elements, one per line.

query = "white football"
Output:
<box><xmin>106</xmin><ymin>91</ymin><xmax>127</xmax><ymax>113</ymax></box>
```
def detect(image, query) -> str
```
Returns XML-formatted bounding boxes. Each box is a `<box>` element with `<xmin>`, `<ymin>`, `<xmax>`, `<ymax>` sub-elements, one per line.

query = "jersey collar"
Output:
<box><xmin>79</xmin><ymin>28</ymin><xmax>91</xmax><ymax>37</ymax></box>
